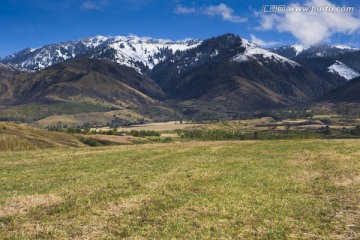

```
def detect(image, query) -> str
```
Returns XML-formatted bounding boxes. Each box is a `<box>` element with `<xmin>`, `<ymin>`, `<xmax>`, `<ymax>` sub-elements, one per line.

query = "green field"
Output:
<box><xmin>0</xmin><ymin>139</ymin><xmax>359</xmax><ymax>239</ymax></box>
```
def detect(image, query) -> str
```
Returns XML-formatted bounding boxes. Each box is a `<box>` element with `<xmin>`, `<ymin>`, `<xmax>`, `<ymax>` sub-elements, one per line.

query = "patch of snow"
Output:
<box><xmin>328</xmin><ymin>61</ymin><xmax>360</xmax><ymax>80</ymax></box>
<box><xmin>232</xmin><ymin>54</ymin><xmax>248</xmax><ymax>62</ymax></box>
<box><xmin>332</xmin><ymin>45</ymin><xmax>359</xmax><ymax>51</ymax></box>
<box><xmin>210</xmin><ymin>50</ymin><xmax>219</xmax><ymax>58</ymax></box>
<box><xmin>233</xmin><ymin>43</ymin><xmax>300</xmax><ymax>67</ymax></box>
<box><xmin>292</xmin><ymin>45</ymin><xmax>306</xmax><ymax>56</ymax></box>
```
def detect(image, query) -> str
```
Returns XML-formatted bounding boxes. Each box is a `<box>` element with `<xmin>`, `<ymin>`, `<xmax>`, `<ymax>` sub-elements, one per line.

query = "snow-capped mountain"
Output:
<box><xmin>271</xmin><ymin>44</ymin><xmax>359</xmax><ymax>59</ymax></box>
<box><xmin>270</xmin><ymin>44</ymin><xmax>360</xmax><ymax>85</ymax></box>
<box><xmin>232</xmin><ymin>39</ymin><xmax>299</xmax><ymax>67</ymax></box>
<box><xmin>152</xmin><ymin>34</ymin><xmax>330</xmax><ymax>105</ymax></box>
<box><xmin>328</xmin><ymin>61</ymin><xmax>360</xmax><ymax>80</ymax></box>
<box><xmin>0</xmin><ymin>35</ymin><xmax>201</xmax><ymax>73</ymax></box>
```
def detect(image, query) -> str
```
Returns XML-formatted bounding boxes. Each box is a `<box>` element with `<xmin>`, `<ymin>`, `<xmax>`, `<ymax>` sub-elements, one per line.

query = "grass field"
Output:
<box><xmin>0</xmin><ymin>139</ymin><xmax>359</xmax><ymax>239</ymax></box>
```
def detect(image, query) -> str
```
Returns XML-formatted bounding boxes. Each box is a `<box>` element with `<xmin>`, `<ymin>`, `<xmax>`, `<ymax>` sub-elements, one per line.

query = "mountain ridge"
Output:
<box><xmin>0</xmin><ymin>35</ymin><xmax>202</xmax><ymax>73</ymax></box>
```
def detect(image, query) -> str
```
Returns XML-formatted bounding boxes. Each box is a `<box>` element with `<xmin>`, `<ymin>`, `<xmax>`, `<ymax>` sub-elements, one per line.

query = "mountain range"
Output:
<box><xmin>0</xmin><ymin>35</ymin><xmax>201</xmax><ymax>74</ymax></box>
<box><xmin>0</xmin><ymin>33</ymin><xmax>359</xmax><ymax>124</ymax></box>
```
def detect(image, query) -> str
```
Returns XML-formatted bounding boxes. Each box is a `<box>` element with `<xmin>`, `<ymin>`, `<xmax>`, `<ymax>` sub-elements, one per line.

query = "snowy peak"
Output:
<box><xmin>233</xmin><ymin>41</ymin><xmax>300</xmax><ymax>68</ymax></box>
<box><xmin>0</xmin><ymin>35</ymin><xmax>202</xmax><ymax>73</ymax></box>
<box><xmin>82</xmin><ymin>35</ymin><xmax>109</xmax><ymax>48</ymax></box>
<box><xmin>331</xmin><ymin>45</ymin><xmax>359</xmax><ymax>51</ymax></box>
<box><xmin>291</xmin><ymin>45</ymin><xmax>306</xmax><ymax>56</ymax></box>
<box><xmin>328</xmin><ymin>61</ymin><xmax>360</xmax><ymax>80</ymax></box>
<box><xmin>103</xmin><ymin>35</ymin><xmax>201</xmax><ymax>70</ymax></box>
<box><xmin>271</xmin><ymin>44</ymin><xmax>360</xmax><ymax>59</ymax></box>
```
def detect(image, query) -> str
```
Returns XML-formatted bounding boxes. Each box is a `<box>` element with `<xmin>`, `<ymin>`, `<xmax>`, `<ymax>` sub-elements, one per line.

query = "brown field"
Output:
<box><xmin>85</xmin><ymin>134</ymin><xmax>145</xmax><ymax>144</ymax></box>
<box><xmin>95</xmin><ymin>121</ymin><xmax>205</xmax><ymax>132</ymax></box>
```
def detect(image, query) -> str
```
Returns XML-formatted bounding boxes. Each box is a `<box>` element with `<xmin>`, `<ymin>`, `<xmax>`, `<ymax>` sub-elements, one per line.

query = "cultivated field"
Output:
<box><xmin>0</xmin><ymin>139</ymin><xmax>359</xmax><ymax>239</ymax></box>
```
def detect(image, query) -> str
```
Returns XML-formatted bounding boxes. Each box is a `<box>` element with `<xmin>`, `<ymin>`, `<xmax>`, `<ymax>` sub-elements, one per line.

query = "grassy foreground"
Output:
<box><xmin>0</xmin><ymin>140</ymin><xmax>359</xmax><ymax>239</ymax></box>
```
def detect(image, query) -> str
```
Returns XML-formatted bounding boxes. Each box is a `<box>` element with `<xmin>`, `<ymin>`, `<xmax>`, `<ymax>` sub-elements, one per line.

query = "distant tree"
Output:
<box><xmin>350</xmin><ymin>125</ymin><xmax>360</xmax><ymax>136</ymax></box>
<box><xmin>324</xmin><ymin>125</ymin><xmax>331</xmax><ymax>135</ymax></box>
<box><xmin>252</xmin><ymin>131</ymin><xmax>259</xmax><ymax>140</ymax></box>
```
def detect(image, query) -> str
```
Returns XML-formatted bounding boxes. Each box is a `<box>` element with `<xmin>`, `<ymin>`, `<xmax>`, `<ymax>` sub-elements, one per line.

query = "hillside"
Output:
<box><xmin>0</xmin><ymin>58</ymin><xmax>180</xmax><ymax>123</ymax></box>
<box><xmin>0</xmin><ymin>63</ymin><xmax>26</xmax><ymax>81</ymax></box>
<box><xmin>0</xmin><ymin>58</ymin><xmax>165</xmax><ymax>106</ymax></box>
<box><xmin>322</xmin><ymin>77</ymin><xmax>360</xmax><ymax>102</ymax></box>
<box><xmin>0</xmin><ymin>122</ymin><xmax>84</xmax><ymax>151</ymax></box>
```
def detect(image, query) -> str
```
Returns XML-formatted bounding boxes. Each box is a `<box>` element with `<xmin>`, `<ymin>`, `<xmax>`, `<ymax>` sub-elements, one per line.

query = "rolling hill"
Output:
<box><xmin>0</xmin><ymin>122</ymin><xmax>84</xmax><ymax>151</ymax></box>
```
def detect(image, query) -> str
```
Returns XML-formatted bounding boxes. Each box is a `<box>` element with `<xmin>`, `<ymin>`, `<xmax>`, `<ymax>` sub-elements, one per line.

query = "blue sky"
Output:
<box><xmin>0</xmin><ymin>0</ymin><xmax>360</xmax><ymax>57</ymax></box>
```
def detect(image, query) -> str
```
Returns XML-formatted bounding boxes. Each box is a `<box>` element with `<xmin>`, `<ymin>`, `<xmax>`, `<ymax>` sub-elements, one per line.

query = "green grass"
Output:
<box><xmin>0</xmin><ymin>140</ymin><xmax>359</xmax><ymax>239</ymax></box>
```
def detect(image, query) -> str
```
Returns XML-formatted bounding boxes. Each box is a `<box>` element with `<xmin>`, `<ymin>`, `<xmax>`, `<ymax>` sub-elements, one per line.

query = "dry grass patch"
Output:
<box><xmin>0</xmin><ymin>194</ymin><xmax>63</xmax><ymax>218</ymax></box>
<box><xmin>86</xmin><ymin>134</ymin><xmax>144</xmax><ymax>144</ymax></box>
<box><xmin>334</xmin><ymin>175</ymin><xmax>360</xmax><ymax>187</ymax></box>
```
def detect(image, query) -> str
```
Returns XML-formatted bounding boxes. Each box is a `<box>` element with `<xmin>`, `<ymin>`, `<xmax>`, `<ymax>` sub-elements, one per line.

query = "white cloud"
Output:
<box><xmin>250</xmin><ymin>34</ymin><xmax>280</xmax><ymax>47</ymax></box>
<box><xmin>174</xmin><ymin>5</ymin><xmax>196</xmax><ymax>14</ymax></box>
<box><xmin>204</xmin><ymin>3</ymin><xmax>247</xmax><ymax>23</ymax></box>
<box><xmin>257</xmin><ymin>0</ymin><xmax>360</xmax><ymax>46</ymax></box>
<box><xmin>174</xmin><ymin>3</ymin><xmax>247</xmax><ymax>23</ymax></box>
<box><xmin>81</xmin><ymin>1</ymin><xmax>100</xmax><ymax>10</ymax></box>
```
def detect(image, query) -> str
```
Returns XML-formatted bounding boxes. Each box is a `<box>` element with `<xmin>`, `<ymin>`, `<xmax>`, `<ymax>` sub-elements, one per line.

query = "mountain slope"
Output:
<box><xmin>327</xmin><ymin>61</ymin><xmax>360</xmax><ymax>80</ymax></box>
<box><xmin>0</xmin><ymin>63</ymin><xmax>28</xmax><ymax>81</ymax></box>
<box><xmin>0</xmin><ymin>35</ymin><xmax>201</xmax><ymax>73</ymax></box>
<box><xmin>0</xmin><ymin>58</ymin><xmax>165</xmax><ymax>107</ymax></box>
<box><xmin>321</xmin><ymin>77</ymin><xmax>360</xmax><ymax>102</ymax></box>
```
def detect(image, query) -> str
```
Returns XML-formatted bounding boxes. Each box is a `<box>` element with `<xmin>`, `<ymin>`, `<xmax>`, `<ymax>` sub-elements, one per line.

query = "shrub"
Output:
<box><xmin>128</xmin><ymin>130</ymin><xmax>160</xmax><ymax>137</ymax></box>
<box><xmin>79</xmin><ymin>137</ymin><xmax>117</xmax><ymax>147</ymax></box>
